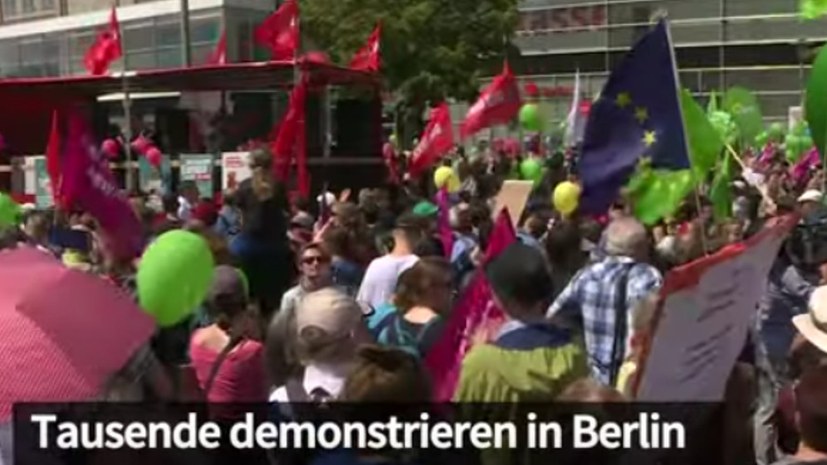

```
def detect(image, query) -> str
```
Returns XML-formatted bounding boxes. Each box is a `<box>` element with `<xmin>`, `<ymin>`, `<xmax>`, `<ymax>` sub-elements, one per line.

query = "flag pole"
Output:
<box><xmin>664</xmin><ymin>15</ymin><xmax>711</xmax><ymax>256</ymax></box>
<box><xmin>119</xmin><ymin>12</ymin><xmax>135</xmax><ymax>194</ymax></box>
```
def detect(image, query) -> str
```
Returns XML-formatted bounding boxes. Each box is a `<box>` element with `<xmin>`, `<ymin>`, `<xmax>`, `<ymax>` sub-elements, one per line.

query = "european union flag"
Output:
<box><xmin>577</xmin><ymin>19</ymin><xmax>690</xmax><ymax>215</ymax></box>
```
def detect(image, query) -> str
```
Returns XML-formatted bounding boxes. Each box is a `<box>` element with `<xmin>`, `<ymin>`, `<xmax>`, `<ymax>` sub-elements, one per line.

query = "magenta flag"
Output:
<box><xmin>424</xmin><ymin>209</ymin><xmax>516</xmax><ymax>401</ymax></box>
<box><xmin>791</xmin><ymin>147</ymin><xmax>821</xmax><ymax>186</ymax></box>
<box><xmin>60</xmin><ymin>112</ymin><xmax>143</xmax><ymax>260</ymax></box>
<box><xmin>435</xmin><ymin>187</ymin><xmax>453</xmax><ymax>259</ymax></box>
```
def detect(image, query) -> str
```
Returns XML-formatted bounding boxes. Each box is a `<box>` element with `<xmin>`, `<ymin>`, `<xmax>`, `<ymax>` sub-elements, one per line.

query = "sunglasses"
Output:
<box><xmin>302</xmin><ymin>255</ymin><xmax>330</xmax><ymax>265</ymax></box>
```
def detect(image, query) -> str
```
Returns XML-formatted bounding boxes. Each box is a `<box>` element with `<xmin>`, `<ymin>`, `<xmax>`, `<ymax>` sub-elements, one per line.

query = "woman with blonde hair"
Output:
<box><xmin>229</xmin><ymin>148</ymin><xmax>291</xmax><ymax>318</ymax></box>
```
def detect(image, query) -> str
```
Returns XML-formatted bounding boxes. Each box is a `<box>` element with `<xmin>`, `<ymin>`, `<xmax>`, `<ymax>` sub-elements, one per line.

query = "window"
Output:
<box><xmin>2</xmin><ymin>0</ymin><xmax>57</xmax><ymax>20</ymax></box>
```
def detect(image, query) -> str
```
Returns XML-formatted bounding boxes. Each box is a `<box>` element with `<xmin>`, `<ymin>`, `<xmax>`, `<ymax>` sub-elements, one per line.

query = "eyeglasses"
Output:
<box><xmin>302</xmin><ymin>255</ymin><xmax>330</xmax><ymax>265</ymax></box>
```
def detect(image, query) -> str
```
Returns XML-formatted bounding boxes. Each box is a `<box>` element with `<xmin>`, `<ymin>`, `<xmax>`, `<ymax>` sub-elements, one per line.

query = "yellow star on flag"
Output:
<box><xmin>643</xmin><ymin>130</ymin><xmax>657</xmax><ymax>147</ymax></box>
<box><xmin>615</xmin><ymin>92</ymin><xmax>632</xmax><ymax>108</ymax></box>
<box><xmin>635</xmin><ymin>107</ymin><xmax>648</xmax><ymax>124</ymax></box>
<box><xmin>616</xmin><ymin>92</ymin><xmax>632</xmax><ymax>108</ymax></box>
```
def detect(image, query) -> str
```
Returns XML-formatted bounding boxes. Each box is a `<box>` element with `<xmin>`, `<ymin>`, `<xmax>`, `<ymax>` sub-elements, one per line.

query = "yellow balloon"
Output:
<box><xmin>434</xmin><ymin>166</ymin><xmax>460</xmax><ymax>193</ymax></box>
<box><xmin>553</xmin><ymin>181</ymin><xmax>581</xmax><ymax>216</ymax></box>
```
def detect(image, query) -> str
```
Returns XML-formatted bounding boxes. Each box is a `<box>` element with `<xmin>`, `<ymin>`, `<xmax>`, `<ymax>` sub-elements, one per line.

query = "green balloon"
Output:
<box><xmin>755</xmin><ymin>131</ymin><xmax>769</xmax><ymax>147</ymax></box>
<box><xmin>767</xmin><ymin>122</ymin><xmax>785</xmax><ymax>143</ymax></box>
<box><xmin>137</xmin><ymin>230</ymin><xmax>215</xmax><ymax>327</ymax></box>
<box><xmin>0</xmin><ymin>193</ymin><xmax>20</xmax><ymax>229</ymax></box>
<box><xmin>519</xmin><ymin>104</ymin><xmax>544</xmax><ymax>132</ymax></box>
<box><xmin>520</xmin><ymin>158</ymin><xmax>543</xmax><ymax>186</ymax></box>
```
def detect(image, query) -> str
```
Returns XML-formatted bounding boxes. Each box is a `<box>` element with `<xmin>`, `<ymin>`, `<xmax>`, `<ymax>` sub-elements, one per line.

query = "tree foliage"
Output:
<box><xmin>301</xmin><ymin>0</ymin><xmax>519</xmax><ymax>145</ymax></box>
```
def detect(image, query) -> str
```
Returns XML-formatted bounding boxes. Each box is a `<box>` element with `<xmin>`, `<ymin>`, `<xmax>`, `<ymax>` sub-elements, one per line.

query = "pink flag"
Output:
<box><xmin>435</xmin><ymin>187</ymin><xmax>453</xmax><ymax>259</ymax></box>
<box><xmin>60</xmin><ymin>112</ymin><xmax>143</xmax><ymax>260</ymax></box>
<box><xmin>424</xmin><ymin>209</ymin><xmax>516</xmax><ymax>401</ymax></box>
<box><xmin>791</xmin><ymin>147</ymin><xmax>821</xmax><ymax>186</ymax></box>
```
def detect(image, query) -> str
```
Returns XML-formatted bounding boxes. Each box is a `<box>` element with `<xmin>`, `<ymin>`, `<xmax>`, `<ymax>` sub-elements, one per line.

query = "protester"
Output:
<box><xmin>369</xmin><ymin>257</ymin><xmax>452</xmax><ymax>357</ymax></box>
<box><xmin>455</xmin><ymin>242</ymin><xmax>587</xmax><ymax>402</ymax></box>
<box><xmin>177</xmin><ymin>180</ymin><xmax>200</xmax><ymax>222</ymax></box>
<box><xmin>189</xmin><ymin>266</ymin><xmax>266</xmax><ymax>404</ymax></box>
<box><xmin>322</xmin><ymin>225</ymin><xmax>366</xmax><ymax>296</ymax></box>
<box><xmin>270</xmin><ymin>288</ymin><xmax>366</xmax><ymax>404</ymax></box>
<box><xmin>797</xmin><ymin>190</ymin><xmax>824</xmax><ymax>220</ymax></box>
<box><xmin>267</xmin><ymin>243</ymin><xmax>336</xmax><ymax>387</ymax></box>
<box><xmin>357</xmin><ymin>212</ymin><xmax>424</xmax><ymax>311</ymax></box>
<box><xmin>214</xmin><ymin>189</ymin><xmax>241</xmax><ymax>240</ymax></box>
<box><xmin>547</xmin><ymin>217</ymin><xmax>662</xmax><ymax>385</ymax></box>
<box><xmin>230</xmin><ymin>147</ymin><xmax>292</xmax><ymax>316</ymax></box>
<box><xmin>772</xmin><ymin>365</ymin><xmax>827</xmax><ymax>465</ymax></box>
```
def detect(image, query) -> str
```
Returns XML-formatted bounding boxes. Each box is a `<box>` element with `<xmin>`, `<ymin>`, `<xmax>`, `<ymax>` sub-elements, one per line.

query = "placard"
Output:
<box><xmin>180</xmin><ymin>154</ymin><xmax>214</xmax><ymax>198</ymax></box>
<box><xmin>33</xmin><ymin>157</ymin><xmax>53</xmax><ymax>208</ymax></box>
<box><xmin>490</xmin><ymin>180</ymin><xmax>534</xmax><ymax>227</ymax></box>
<box><xmin>634</xmin><ymin>216</ymin><xmax>796</xmax><ymax>401</ymax></box>
<box><xmin>138</xmin><ymin>154</ymin><xmax>172</xmax><ymax>195</ymax></box>
<box><xmin>221</xmin><ymin>152</ymin><xmax>251</xmax><ymax>191</ymax></box>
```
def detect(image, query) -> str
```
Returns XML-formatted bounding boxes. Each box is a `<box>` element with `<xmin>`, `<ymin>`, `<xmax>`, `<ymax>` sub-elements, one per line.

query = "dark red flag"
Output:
<box><xmin>207</xmin><ymin>30</ymin><xmax>227</xmax><ymax>65</ymax></box>
<box><xmin>408</xmin><ymin>102</ymin><xmax>454</xmax><ymax>177</ymax></box>
<box><xmin>270</xmin><ymin>78</ymin><xmax>308</xmax><ymax>182</ymax></box>
<box><xmin>84</xmin><ymin>7</ymin><xmax>122</xmax><ymax>76</ymax></box>
<box><xmin>349</xmin><ymin>23</ymin><xmax>381</xmax><ymax>72</ymax></box>
<box><xmin>255</xmin><ymin>0</ymin><xmax>300</xmax><ymax>61</ymax></box>
<box><xmin>45</xmin><ymin>110</ymin><xmax>63</xmax><ymax>207</ymax></box>
<box><xmin>460</xmin><ymin>62</ymin><xmax>522</xmax><ymax>138</ymax></box>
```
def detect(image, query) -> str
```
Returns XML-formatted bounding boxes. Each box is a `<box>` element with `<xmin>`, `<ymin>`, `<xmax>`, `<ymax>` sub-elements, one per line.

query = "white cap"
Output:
<box><xmin>793</xmin><ymin>286</ymin><xmax>827</xmax><ymax>354</ymax></box>
<box><xmin>797</xmin><ymin>189</ymin><xmax>823</xmax><ymax>204</ymax></box>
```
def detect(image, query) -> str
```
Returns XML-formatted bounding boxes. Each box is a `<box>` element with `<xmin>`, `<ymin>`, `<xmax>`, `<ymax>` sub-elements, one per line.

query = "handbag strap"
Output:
<box><xmin>203</xmin><ymin>334</ymin><xmax>245</xmax><ymax>397</ymax></box>
<box><xmin>608</xmin><ymin>264</ymin><xmax>634</xmax><ymax>387</ymax></box>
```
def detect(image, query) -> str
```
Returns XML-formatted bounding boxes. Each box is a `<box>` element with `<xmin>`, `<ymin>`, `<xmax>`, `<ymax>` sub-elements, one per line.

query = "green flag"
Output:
<box><xmin>801</xmin><ymin>0</ymin><xmax>827</xmax><ymax>19</ymax></box>
<box><xmin>681</xmin><ymin>89</ymin><xmax>724</xmax><ymax>180</ymax></box>
<box><xmin>709</xmin><ymin>151</ymin><xmax>734</xmax><ymax>221</ymax></box>
<box><xmin>707</xmin><ymin>90</ymin><xmax>718</xmax><ymax>115</ymax></box>
<box><xmin>807</xmin><ymin>44</ymin><xmax>827</xmax><ymax>159</ymax></box>
<box><xmin>629</xmin><ymin>167</ymin><xmax>695</xmax><ymax>226</ymax></box>
<box><xmin>723</xmin><ymin>87</ymin><xmax>764</xmax><ymax>147</ymax></box>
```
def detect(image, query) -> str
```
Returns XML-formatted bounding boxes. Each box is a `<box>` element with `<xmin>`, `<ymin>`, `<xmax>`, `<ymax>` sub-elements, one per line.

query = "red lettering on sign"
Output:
<box><xmin>518</xmin><ymin>5</ymin><xmax>607</xmax><ymax>34</ymax></box>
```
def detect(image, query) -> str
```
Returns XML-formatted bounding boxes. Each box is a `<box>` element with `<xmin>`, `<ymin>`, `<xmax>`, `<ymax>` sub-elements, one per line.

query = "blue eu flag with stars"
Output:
<box><xmin>577</xmin><ymin>19</ymin><xmax>690</xmax><ymax>215</ymax></box>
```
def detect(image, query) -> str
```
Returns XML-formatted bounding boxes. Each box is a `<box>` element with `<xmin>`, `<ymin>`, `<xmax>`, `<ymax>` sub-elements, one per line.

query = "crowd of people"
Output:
<box><xmin>1</xmin><ymin>142</ymin><xmax>827</xmax><ymax>465</ymax></box>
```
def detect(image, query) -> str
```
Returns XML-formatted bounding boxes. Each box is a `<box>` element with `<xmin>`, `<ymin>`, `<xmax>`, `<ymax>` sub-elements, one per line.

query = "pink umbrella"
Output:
<box><xmin>0</xmin><ymin>247</ymin><xmax>156</xmax><ymax>421</ymax></box>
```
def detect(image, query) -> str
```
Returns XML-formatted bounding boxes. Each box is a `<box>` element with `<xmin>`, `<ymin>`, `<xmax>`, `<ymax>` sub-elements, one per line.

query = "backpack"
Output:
<box><xmin>373</xmin><ymin>311</ymin><xmax>437</xmax><ymax>358</ymax></box>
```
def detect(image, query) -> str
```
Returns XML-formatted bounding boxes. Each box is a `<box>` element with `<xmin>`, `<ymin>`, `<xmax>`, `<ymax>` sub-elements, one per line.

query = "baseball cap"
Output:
<box><xmin>412</xmin><ymin>201</ymin><xmax>439</xmax><ymax>217</ymax></box>
<box><xmin>296</xmin><ymin>288</ymin><xmax>363</xmax><ymax>339</ymax></box>
<box><xmin>798</xmin><ymin>189</ymin><xmax>823</xmax><ymax>204</ymax></box>
<box><xmin>793</xmin><ymin>286</ymin><xmax>827</xmax><ymax>354</ymax></box>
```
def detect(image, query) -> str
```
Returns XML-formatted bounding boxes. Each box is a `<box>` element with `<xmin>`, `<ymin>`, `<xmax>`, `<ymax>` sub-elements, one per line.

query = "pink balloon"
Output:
<box><xmin>131</xmin><ymin>135</ymin><xmax>151</xmax><ymax>155</ymax></box>
<box><xmin>101</xmin><ymin>139</ymin><xmax>120</xmax><ymax>159</ymax></box>
<box><xmin>145</xmin><ymin>146</ymin><xmax>162</xmax><ymax>167</ymax></box>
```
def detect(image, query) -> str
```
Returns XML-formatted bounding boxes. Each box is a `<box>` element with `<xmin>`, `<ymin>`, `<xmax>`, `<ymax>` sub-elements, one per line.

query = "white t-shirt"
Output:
<box><xmin>356</xmin><ymin>254</ymin><xmax>419</xmax><ymax>311</ymax></box>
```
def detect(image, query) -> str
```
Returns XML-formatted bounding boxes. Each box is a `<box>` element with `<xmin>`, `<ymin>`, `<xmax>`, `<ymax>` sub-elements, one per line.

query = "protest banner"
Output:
<box><xmin>59</xmin><ymin>113</ymin><xmax>143</xmax><ymax>259</ymax></box>
<box><xmin>491</xmin><ymin>180</ymin><xmax>534</xmax><ymax>227</ymax></box>
<box><xmin>138</xmin><ymin>154</ymin><xmax>172</xmax><ymax>195</ymax></box>
<box><xmin>633</xmin><ymin>215</ymin><xmax>797</xmax><ymax>402</ymax></box>
<box><xmin>180</xmin><ymin>154</ymin><xmax>214</xmax><ymax>198</ymax></box>
<box><xmin>221</xmin><ymin>152</ymin><xmax>251</xmax><ymax>191</ymax></box>
<box><xmin>33</xmin><ymin>157</ymin><xmax>53</xmax><ymax>208</ymax></box>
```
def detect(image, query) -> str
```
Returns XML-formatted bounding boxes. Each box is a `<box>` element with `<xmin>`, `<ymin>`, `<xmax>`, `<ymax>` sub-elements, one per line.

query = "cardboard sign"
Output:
<box><xmin>33</xmin><ymin>157</ymin><xmax>53</xmax><ymax>208</ymax></box>
<box><xmin>490</xmin><ymin>180</ymin><xmax>534</xmax><ymax>227</ymax></box>
<box><xmin>138</xmin><ymin>154</ymin><xmax>172</xmax><ymax>195</ymax></box>
<box><xmin>221</xmin><ymin>152</ymin><xmax>251</xmax><ymax>191</ymax></box>
<box><xmin>634</xmin><ymin>216</ymin><xmax>796</xmax><ymax>401</ymax></box>
<box><xmin>180</xmin><ymin>154</ymin><xmax>214</xmax><ymax>198</ymax></box>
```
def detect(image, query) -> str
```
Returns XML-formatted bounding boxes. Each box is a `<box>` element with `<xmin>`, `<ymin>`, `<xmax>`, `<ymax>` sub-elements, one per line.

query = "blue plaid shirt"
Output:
<box><xmin>547</xmin><ymin>256</ymin><xmax>662</xmax><ymax>384</ymax></box>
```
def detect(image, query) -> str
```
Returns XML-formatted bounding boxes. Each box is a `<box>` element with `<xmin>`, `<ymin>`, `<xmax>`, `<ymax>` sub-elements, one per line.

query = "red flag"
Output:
<box><xmin>425</xmin><ymin>209</ymin><xmax>515</xmax><ymax>401</ymax></box>
<box><xmin>271</xmin><ymin>78</ymin><xmax>308</xmax><ymax>182</ymax></box>
<box><xmin>45</xmin><ymin>110</ymin><xmax>63</xmax><ymax>207</ymax></box>
<box><xmin>207</xmin><ymin>30</ymin><xmax>227</xmax><ymax>65</ymax></box>
<box><xmin>255</xmin><ymin>0</ymin><xmax>300</xmax><ymax>61</ymax></box>
<box><xmin>84</xmin><ymin>7</ymin><xmax>122</xmax><ymax>75</ymax></box>
<box><xmin>349</xmin><ymin>23</ymin><xmax>381</xmax><ymax>72</ymax></box>
<box><xmin>408</xmin><ymin>102</ymin><xmax>454</xmax><ymax>177</ymax></box>
<box><xmin>460</xmin><ymin>62</ymin><xmax>522</xmax><ymax>138</ymax></box>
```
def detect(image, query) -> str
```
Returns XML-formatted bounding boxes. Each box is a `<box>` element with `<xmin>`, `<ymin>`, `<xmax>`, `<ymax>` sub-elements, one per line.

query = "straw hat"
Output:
<box><xmin>793</xmin><ymin>286</ymin><xmax>827</xmax><ymax>354</ymax></box>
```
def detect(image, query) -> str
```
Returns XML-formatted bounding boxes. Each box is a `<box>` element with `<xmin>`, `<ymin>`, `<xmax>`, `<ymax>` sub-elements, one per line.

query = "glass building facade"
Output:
<box><xmin>512</xmin><ymin>0</ymin><xmax>827</xmax><ymax>124</ymax></box>
<box><xmin>0</xmin><ymin>0</ymin><xmax>279</xmax><ymax>78</ymax></box>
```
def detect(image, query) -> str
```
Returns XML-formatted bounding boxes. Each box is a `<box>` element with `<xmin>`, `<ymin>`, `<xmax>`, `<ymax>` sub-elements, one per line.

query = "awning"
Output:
<box><xmin>0</xmin><ymin>60</ymin><xmax>381</xmax><ymax>97</ymax></box>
